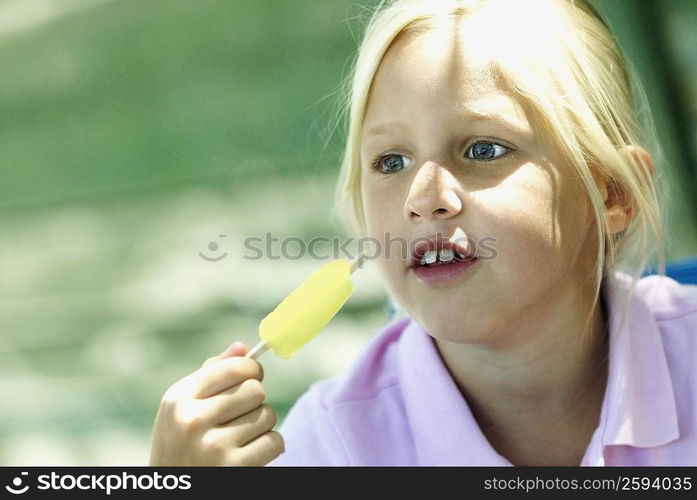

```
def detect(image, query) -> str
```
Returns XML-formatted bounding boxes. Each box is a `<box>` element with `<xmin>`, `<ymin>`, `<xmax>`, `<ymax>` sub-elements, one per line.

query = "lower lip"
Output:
<box><xmin>411</xmin><ymin>258</ymin><xmax>478</xmax><ymax>285</ymax></box>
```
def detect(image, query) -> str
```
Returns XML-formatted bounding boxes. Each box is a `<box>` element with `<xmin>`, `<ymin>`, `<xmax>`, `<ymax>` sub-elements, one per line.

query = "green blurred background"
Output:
<box><xmin>0</xmin><ymin>0</ymin><xmax>695</xmax><ymax>465</ymax></box>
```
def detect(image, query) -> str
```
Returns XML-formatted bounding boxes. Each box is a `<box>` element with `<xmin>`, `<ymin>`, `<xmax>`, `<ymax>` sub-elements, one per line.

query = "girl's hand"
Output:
<box><xmin>148</xmin><ymin>342</ymin><xmax>284</xmax><ymax>466</ymax></box>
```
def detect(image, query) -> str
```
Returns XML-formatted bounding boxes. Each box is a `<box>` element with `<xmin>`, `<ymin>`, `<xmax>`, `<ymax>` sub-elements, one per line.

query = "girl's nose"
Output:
<box><xmin>404</xmin><ymin>162</ymin><xmax>462</xmax><ymax>222</ymax></box>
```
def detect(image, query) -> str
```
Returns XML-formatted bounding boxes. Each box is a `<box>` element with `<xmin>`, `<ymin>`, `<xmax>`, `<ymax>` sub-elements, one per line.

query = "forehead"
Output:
<box><xmin>361</xmin><ymin>25</ymin><xmax>531</xmax><ymax>138</ymax></box>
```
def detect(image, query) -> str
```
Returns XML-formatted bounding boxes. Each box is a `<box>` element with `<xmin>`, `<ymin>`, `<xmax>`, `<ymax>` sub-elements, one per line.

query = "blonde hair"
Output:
<box><xmin>329</xmin><ymin>0</ymin><xmax>667</xmax><ymax>335</ymax></box>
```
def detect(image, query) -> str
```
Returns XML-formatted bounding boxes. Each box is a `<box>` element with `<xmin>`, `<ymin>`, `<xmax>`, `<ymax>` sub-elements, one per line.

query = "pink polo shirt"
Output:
<box><xmin>269</xmin><ymin>271</ymin><xmax>697</xmax><ymax>465</ymax></box>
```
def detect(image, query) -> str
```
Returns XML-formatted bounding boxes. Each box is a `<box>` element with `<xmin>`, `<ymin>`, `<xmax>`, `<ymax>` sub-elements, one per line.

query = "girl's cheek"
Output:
<box><xmin>473</xmin><ymin>201</ymin><xmax>574</xmax><ymax>284</ymax></box>
<box><xmin>472</xmin><ymin>178</ymin><xmax>556</xmax><ymax>238</ymax></box>
<box><xmin>362</xmin><ymin>185</ymin><xmax>402</xmax><ymax>233</ymax></box>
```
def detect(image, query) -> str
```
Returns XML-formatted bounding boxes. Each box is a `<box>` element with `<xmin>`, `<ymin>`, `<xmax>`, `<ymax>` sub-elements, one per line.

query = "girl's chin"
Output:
<box><xmin>409</xmin><ymin>295</ymin><xmax>484</xmax><ymax>320</ymax></box>
<box><xmin>427</xmin><ymin>329</ymin><xmax>493</xmax><ymax>347</ymax></box>
<box><xmin>413</xmin><ymin>313</ymin><xmax>490</xmax><ymax>342</ymax></box>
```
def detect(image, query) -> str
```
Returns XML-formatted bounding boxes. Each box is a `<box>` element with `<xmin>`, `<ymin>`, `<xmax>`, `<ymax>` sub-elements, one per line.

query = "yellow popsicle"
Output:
<box><xmin>246</xmin><ymin>255</ymin><xmax>364</xmax><ymax>360</ymax></box>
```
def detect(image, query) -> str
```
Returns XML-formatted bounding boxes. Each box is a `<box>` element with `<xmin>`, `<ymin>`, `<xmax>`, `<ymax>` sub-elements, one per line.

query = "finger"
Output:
<box><xmin>206</xmin><ymin>404</ymin><xmax>277</xmax><ymax>448</ymax></box>
<box><xmin>201</xmin><ymin>378</ymin><xmax>267</xmax><ymax>425</ymax></box>
<box><xmin>232</xmin><ymin>405</ymin><xmax>277</xmax><ymax>445</ymax></box>
<box><xmin>221</xmin><ymin>341</ymin><xmax>249</xmax><ymax>358</ymax></box>
<box><xmin>234</xmin><ymin>431</ymin><xmax>285</xmax><ymax>466</ymax></box>
<box><xmin>187</xmin><ymin>357</ymin><xmax>263</xmax><ymax>399</ymax></box>
<box><xmin>201</xmin><ymin>341</ymin><xmax>249</xmax><ymax>369</ymax></box>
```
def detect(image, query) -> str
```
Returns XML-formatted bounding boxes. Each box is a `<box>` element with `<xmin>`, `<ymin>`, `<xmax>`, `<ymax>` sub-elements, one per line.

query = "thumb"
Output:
<box><xmin>220</xmin><ymin>341</ymin><xmax>249</xmax><ymax>358</ymax></box>
<box><xmin>201</xmin><ymin>341</ymin><xmax>249</xmax><ymax>368</ymax></box>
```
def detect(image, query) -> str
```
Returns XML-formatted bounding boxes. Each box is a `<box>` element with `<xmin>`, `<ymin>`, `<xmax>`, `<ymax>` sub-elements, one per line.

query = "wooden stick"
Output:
<box><xmin>245</xmin><ymin>341</ymin><xmax>269</xmax><ymax>360</ymax></box>
<box><xmin>350</xmin><ymin>252</ymin><xmax>366</xmax><ymax>274</ymax></box>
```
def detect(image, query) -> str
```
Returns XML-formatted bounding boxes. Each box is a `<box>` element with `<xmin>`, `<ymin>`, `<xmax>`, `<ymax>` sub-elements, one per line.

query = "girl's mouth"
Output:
<box><xmin>409</xmin><ymin>238</ymin><xmax>479</xmax><ymax>285</ymax></box>
<box><xmin>409</xmin><ymin>238</ymin><xmax>477</xmax><ymax>267</ymax></box>
<box><xmin>411</xmin><ymin>254</ymin><xmax>478</xmax><ymax>285</ymax></box>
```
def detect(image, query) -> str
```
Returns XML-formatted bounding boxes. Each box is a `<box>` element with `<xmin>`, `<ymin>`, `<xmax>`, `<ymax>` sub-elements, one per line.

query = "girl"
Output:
<box><xmin>149</xmin><ymin>0</ymin><xmax>697</xmax><ymax>466</ymax></box>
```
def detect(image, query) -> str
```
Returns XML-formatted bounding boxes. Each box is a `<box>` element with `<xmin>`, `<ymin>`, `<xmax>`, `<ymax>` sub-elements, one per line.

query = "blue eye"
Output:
<box><xmin>467</xmin><ymin>141</ymin><xmax>510</xmax><ymax>161</ymax></box>
<box><xmin>370</xmin><ymin>154</ymin><xmax>412</xmax><ymax>174</ymax></box>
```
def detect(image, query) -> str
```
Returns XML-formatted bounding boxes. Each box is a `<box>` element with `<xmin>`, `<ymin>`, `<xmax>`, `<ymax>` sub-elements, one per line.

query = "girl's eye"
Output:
<box><xmin>370</xmin><ymin>154</ymin><xmax>412</xmax><ymax>174</ymax></box>
<box><xmin>467</xmin><ymin>141</ymin><xmax>511</xmax><ymax>162</ymax></box>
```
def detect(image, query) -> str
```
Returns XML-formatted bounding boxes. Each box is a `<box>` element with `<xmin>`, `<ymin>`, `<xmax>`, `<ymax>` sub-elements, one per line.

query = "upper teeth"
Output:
<box><xmin>439</xmin><ymin>248</ymin><xmax>454</xmax><ymax>262</ymax></box>
<box><xmin>420</xmin><ymin>248</ymin><xmax>458</xmax><ymax>265</ymax></box>
<box><xmin>422</xmin><ymin>249</ymin><xmax>437</xmax><ymax>265</ymax></box>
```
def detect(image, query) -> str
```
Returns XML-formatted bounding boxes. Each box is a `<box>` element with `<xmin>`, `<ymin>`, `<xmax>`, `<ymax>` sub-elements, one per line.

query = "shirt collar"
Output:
<box><xmin>599</xmin><ymin>270</ymin><xmax>680</xmax><ymax>448</ymax></box>
<box><xmin>396</xmin><ymin>270</ymin><xmax>680</xmax><ymax>465</ymax></box>
<box><xmin>397</xmin><ymin>318</ymin><xmax>511</xmax><ymax>465</ymax></box>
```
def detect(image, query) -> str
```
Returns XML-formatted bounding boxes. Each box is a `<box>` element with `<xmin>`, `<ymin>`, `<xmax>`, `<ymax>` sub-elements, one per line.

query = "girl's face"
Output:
<box><xmin>359</xmin><ymin>27</ymin><xmax>599</xmax><ymax>346</ymax></box>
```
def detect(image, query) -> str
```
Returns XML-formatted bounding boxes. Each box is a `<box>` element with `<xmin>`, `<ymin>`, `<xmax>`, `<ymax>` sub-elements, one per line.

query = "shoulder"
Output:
<box><xmin>629</xmin><ymin>272</ymin><xmax>697</xmax><ymax>322</ymax></box>
<box><xmin>625</xmin><ymin>272</ymin><xmax>697</xmax><ymax>425</ymax></box>
<box><xmin>317</xmin><ymin>315</ymin><xmax>410</xmax><ymax>404</ymax></box>
<box><xmin>618</xmin><ymin>271</ymin><xmax>697</xmax><ymax>361</ymax></box>
<box><xmin>268</xmin><ymin>316</ymin><xmax>413</xmax><ymax>466</ymax></box>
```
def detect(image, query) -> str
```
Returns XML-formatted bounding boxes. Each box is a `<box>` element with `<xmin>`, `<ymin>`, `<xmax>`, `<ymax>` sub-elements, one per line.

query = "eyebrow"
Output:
<box><xmin>365</xmin><ymin>122</ymin><xmax>408</xmax><ymax>137</ymax></box>
<box><xmin>364</xmin><ymin>109</ymin><xmax>531</xmax><ymax>139</ymax></box>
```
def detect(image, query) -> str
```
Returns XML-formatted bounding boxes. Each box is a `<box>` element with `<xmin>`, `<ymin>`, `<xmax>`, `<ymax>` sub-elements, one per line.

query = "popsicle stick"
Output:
<box><xmin>350</xmin><ymin>252</ymin><xmax>366</xmax><ymax>274</ymax></box>
<box><xmin>245</xmin><ymin>253</ymin><xmax>367</xmax><ymax>361</ymax></box>
<box><xmin>246</xmin><ymin>341</ymin><xmax>269</xmax><ymax>360</ymax></box>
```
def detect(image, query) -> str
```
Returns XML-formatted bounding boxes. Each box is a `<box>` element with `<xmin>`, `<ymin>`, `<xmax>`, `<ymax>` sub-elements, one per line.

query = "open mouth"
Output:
<box><xmin>410</xmin><ymin>239</ymin><xmax>477</xmax><ymax>268</ymax></box>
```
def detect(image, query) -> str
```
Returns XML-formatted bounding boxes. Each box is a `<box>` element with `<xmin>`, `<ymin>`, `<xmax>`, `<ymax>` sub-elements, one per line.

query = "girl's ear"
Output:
<box><xmin>621</xmin><ymin>145</ymin><xmax>654</xmax><ymax>177</ymax></box>
<box><xmin>598</xmin><ymin>145</ymin><xmax>654</xmax><ymax>235</ymax></box>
